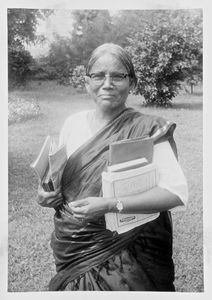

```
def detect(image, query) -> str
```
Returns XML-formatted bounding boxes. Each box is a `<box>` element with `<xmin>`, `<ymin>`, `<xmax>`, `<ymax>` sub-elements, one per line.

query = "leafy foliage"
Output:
<box><xmin>40</xmin><ymin>10</ymin><xmax>113</xmax><ymax>83</ymax></box>
<box><xmin>126</xmin><ymin>9</ymin><xmax>202</xmax><ymax>106</ymax></box>
<box><xmin>29</xmin><ymin>57</ymin><xmax>58</xmax><ymax>81</ymax></box>
<box><xmin>69</xmin><ymin>65</ymin><xmax>86</xmax><ymax>90</ymax></box>
<box><xmin>8</xmin><ymin>9</ymin><xmax>52</xmax><ymax>88</ymax></box>
<box><xmin>8</xmin><ymin>8</ymin><xmax>52</xmax><ymax>47</ymax></box>
<box><xmin>71</xmin><ymin>10</ymin><xmax>112</xmax><ymax>64</ymax></box>
<box><xmin>8</xmin><ymin>47</ymin><xmax>34</xmax><ymax>88</ymax></box>
<box><xmin>43</xmin><ymin>35</ymin><xmax>76</xmax><ymax>85</ymax></box>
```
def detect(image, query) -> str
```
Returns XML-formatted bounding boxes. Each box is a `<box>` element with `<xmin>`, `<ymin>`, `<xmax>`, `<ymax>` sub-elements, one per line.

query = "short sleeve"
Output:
<box><xmin>58</xmin><ymin>110</ymin><xmax>93</xmax><ymax>158</ymax></box>
<box><xmin>59</xmin><ymin>119</ymin><xmax>69</xmax><ymax>147</ymax></box>
<box><xmin>153</xmin><ymin>141</ymin><xmax>188</xmax><ymax>212</ymax></box>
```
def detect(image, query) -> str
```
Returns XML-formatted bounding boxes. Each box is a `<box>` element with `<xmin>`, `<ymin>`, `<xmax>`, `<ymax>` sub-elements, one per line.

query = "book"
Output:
<box><xmin>102</xmin><ymin>137</ymin><xmax>159</xmax><ymax>234</ymax></box>
<box><xmin>30</xmin><ymin>136</ymin><xmax>67</xmax><ymax>191</ymax></box>
<box><xmin>107</xmin><ymin>157</ymin><xmax>148</xmax><ymax>173</ymax></box>
<box><xmin>30</xmin><ymin>135</ymin><xmax>51</xmax><ymax>181</ymax></box>
<box><xmin>102</xmin><ymin>163</ymin><xmax>159</xmax><ymax>234</ymax></box>
<box><xmin>109</xmin><ymin>137</ymin><xmax>153</xmax><ymax>166</ymax></box>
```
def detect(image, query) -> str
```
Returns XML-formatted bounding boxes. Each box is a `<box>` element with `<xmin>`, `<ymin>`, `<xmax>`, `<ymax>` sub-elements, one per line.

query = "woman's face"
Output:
<box><xmin>85</xmin><ymin>54</ymin><xmax>132</xmax><ymax>113</ymax></box>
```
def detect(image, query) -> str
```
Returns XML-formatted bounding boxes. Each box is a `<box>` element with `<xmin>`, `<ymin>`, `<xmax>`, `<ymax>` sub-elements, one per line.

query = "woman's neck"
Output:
<box><xmin>94</xmin><ymin>104</ymin><xmax>127</xmax><ymax>123</ymax></box>
<box><xmin>88</xmin><ymin>105</ymin><xmax>127</xmax><ymax>135</ymax></box>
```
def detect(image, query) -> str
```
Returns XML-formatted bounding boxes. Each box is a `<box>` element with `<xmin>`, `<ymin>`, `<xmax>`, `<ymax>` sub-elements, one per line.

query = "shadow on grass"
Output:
<box><xmin>172</xmin><ymin>101</ymin><xmax>203</xmax><ymax>111</ymax></box>
<box><xmin>142</xmin><ymin>94</ymin><xmax>202</xmax><ymax>111</ymax></box>
<box><xmin>171</xmin><ymin>90</ymin><xmax>203</xmax><ymax>111</ymax></box>
<box><xmin>128</xmin><ymin>89</ymin><xmax>203</xmax><ymax>112</ymax></box>
<box><xmin>132</xmin><ymin>100</ymin><xmax>203</xmax><ymax>112</ymax></box>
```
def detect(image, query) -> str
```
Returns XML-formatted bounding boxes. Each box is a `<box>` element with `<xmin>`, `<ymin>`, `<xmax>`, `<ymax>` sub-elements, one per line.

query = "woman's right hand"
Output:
<box><xmin>37</xmin><ymin>184</ymin><xmax>63</xmax><ymax>208</ymax></box>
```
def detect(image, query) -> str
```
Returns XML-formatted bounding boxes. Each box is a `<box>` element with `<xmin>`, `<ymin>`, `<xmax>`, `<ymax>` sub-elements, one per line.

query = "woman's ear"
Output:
<box><xmin>129</xmin><ymin>81</ymin><xmax>134</xmax><ymax>94</ymax></box>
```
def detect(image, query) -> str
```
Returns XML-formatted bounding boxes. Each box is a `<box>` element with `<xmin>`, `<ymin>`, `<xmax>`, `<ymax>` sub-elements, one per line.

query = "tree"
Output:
<box><xmin>70</xmin><ymin>10</ymin><xmax>113</xmax><ymax>65</ymax></box>
<box><xmin>125</xmin><ymin>9</ymin><xmax>202</xmax><ymax>106</ymax></box>
<box><xmin>8</xmin><ymin>9</ymin><xmax>52</xmax><ymax>87</ymax></box>
<box><xmin>43</xmin><ymin>10</ymin><xmax>113</xmax><ymax>84</ymax></box>
<box><xmin>108</xmin><ymin>10</ymin><xmax>147</xmax><ymax>47</ymax></box>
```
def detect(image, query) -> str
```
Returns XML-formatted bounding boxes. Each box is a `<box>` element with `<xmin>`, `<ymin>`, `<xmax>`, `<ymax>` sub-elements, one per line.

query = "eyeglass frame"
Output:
<box><xmin>86</xmin><ymin>72</ymin><xmax>131</xmax><ymax>85</ymax></box>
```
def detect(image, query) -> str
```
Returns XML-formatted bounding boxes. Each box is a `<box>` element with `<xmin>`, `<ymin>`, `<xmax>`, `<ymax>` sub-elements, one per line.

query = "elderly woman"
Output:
<box><xmin>38</xmin><ymin>43</ymin><xmax>188</xmax><ymax>291</ymax></box>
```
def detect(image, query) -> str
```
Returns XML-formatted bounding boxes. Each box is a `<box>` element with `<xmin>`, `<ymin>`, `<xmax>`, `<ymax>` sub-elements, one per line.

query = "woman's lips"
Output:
<box><xmin>100</xmin><ymin>94</ymin><xmax>115</xmax><ymax>99</ymax></box>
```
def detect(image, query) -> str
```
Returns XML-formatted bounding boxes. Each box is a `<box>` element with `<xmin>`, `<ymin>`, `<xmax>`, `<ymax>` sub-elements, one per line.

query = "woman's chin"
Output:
<box><xmin>96</xmin><ymin>100</ymin><xmax>122</xmax><ymax>110</ymax></box>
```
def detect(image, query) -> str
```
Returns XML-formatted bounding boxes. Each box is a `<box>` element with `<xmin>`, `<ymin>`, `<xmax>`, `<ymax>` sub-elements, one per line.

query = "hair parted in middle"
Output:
<box><xmin>86</xmin><ymin>43</ymin><xmax>137</xmax><ymax>88</ymax></box>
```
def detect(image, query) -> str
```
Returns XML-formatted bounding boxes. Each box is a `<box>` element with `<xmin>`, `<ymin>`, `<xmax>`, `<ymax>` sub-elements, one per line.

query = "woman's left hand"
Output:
<box><xmin>69</xmin><ymin>197</ymin><xmax>110</xmax><ymax>220</ymax></box>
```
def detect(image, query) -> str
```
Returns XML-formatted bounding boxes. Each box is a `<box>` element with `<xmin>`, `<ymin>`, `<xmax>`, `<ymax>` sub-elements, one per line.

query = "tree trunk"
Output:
<box><xmin>190</xmin><ymin>84</ymin><xmax>194</xmax><ymax>94</ymax></box>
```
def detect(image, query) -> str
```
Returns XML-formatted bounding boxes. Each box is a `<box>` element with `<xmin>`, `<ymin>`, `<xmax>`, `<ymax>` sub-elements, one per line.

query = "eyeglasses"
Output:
<box><xmin>87</xmin><ymin>72</ymin><xmax>130</xmax><ymax>85</ymax></box>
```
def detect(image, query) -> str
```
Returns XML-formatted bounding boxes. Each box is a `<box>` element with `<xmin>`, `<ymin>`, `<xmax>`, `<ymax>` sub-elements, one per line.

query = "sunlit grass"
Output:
<box><xmin>8</xmin><ymin>81</ymin><xmax>203</xmax><ymax>292</ymax></box>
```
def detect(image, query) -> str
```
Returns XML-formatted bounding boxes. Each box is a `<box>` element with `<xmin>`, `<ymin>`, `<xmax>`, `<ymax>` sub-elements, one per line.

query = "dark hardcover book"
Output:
<box><xmin>109</xmin><ymin>137</ymin><xmax>154</xmax><ymax>166</ymax></box>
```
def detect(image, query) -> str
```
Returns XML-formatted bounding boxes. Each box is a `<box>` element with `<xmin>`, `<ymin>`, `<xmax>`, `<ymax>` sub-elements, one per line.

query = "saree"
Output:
<box><xmin>49</xmin><ymin>107</ymin><xmax>177</xmax><ymax>291</ymax></box>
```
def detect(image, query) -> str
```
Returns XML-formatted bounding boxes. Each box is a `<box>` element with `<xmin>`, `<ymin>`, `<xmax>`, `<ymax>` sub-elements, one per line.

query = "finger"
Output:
<box><xmin>52</xmin><ymin>200</ymin><xmax>63</xmax><ymax>209</ymax></box>
<box><xmin>70</xmin><ymin>206</ymin><xmax>86</xmax><ymax>214</ymax></box>
<box><xmin>73</xmin><ymin>213</ymin><xmax>84</xmax><ymax>219</ymax></box>
<box><xmin>70</xmin><ymin>199</ymin><xmax>89</xmax><ymax>207</ymax></box>
<box><xmin>54</xmin><ymin>192</ymin><xmax>63</xmax><ymax>200</ymax></box>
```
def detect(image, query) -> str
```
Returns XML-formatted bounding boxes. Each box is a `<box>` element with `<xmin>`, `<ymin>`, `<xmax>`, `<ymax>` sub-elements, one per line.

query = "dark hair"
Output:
<box><xmin>86</xmin><ymin>43</ymin><xmax>137</xmax><ymax>88</ymax></box>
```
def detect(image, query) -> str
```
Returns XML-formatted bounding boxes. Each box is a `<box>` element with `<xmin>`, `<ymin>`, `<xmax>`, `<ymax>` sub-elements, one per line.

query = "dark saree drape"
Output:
<box><xmin>49</xmin><ymin>107</ymin><xmax>177</xmax><ymax>291</ymax></box>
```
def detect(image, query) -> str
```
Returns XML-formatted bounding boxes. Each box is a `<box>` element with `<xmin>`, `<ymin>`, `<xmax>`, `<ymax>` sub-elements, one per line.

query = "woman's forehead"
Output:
<box><xmin>90</xmin><ymin>54</ymin><xmax>127</xmax><ymax>73</ymax></box>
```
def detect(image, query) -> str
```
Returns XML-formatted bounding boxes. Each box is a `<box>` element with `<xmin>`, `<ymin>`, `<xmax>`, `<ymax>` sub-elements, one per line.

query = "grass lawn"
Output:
<box><xmin>8</xmin><ymin>81</ymin><xmax>203</xmax><ymax>292</ymax></box>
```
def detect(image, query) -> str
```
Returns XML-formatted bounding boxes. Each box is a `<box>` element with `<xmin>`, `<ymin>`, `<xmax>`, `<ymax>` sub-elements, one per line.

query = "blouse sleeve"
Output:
<box><xmin>59</xmin><ymin>120</ymin><xmax>67</xmax><ymax>147</ymax></box>
<box><xmin>153</xmin><ymin>141</ymin><xmax>188</xmax><ymax>212</ymax></box>
<box><xmin>58</xmin><ymin>113</ymin><xmax>79</xmax><ymax>147</ymax></box>
<box><xmin>58</xmin><ymin>110</ymin><xmax>93</xmax><ymax>158</ymax></box>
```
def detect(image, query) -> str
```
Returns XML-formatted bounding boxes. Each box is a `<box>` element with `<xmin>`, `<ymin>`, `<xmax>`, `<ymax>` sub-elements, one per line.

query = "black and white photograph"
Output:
<box><xmin>1</xmin><ymin>0</ymin><xmax>212</xmax><ymax>298</ymax></box>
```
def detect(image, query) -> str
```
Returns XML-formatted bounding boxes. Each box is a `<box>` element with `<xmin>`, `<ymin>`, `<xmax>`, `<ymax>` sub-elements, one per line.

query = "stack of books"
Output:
<box><xmin>30</xmin><ymin>136</ymin><xmax>67</xmax><ymax>191</ymax></box>
<box><xmin>102</xmin><ymin>138</ymin><xmax>159</xmax><ymax>234</ymax></box>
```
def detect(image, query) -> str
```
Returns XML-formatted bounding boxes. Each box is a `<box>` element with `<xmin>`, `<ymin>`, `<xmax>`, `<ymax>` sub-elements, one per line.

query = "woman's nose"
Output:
<box><xmin>102</xmin><ymin>75</ymin><xmax>113</xmax><ymax>88</ymax></box>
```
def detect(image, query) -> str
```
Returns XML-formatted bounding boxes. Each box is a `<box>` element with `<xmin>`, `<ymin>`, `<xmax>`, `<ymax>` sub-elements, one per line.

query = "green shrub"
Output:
<box><xmin>69</xmin><ymin>65</ymin><xmax>86</xmax><ymax>90</ymax></box>
<box><xmin>126</xmin><ymin>10</ymin><xmax>202</xmax><ymax>107</ymax></box>
<box><xmin>8</xmin><ymin>47</ymin><xmax>34</xmax><ymax>89</ymax></box>
<box><xmin>126</xmin><ymin>33</ymin><xmax>187</xmax><ymax>107</ymax></box>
